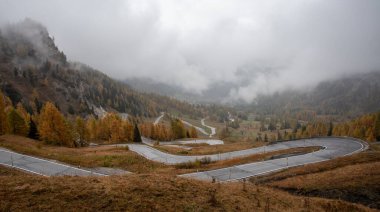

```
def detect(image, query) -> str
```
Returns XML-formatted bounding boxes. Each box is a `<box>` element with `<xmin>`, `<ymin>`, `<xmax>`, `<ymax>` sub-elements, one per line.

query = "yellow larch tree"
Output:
<box><xmin>38</xmin><ymin>102</ymin><xmax>74</xmax><ymax>147</ymax></box>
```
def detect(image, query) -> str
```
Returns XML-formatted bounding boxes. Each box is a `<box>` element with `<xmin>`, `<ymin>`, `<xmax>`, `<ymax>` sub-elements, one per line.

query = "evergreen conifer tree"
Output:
<box><xmin>133</xmin><ymin>124</ymin><xmax>142</xmax><ymax>142</ymax></box>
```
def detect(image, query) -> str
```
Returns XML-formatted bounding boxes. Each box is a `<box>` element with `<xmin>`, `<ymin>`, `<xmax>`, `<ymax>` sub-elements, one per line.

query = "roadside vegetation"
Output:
<box><xmin>174</xmin><ymin>146</ymin><xmax>321</xmax><ymax>171</ymax></box>
<box><xmin>155</xmin><ymin>141</ymin><xmax>265</xmax><ymax>155</ymax></box>
<box><xmin>0</xmin><ymin>165</ymin><xmax>373</xmax><ymax>212</ymax></box>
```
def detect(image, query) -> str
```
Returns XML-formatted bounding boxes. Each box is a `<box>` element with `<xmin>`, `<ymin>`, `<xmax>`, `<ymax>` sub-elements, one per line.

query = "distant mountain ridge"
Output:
<box><xmin>124</xmin><ymin>77</ymin><xmax>237</xmax><ymax>104</ymax></box>
<box><xmin>247</xmin><ymin>71</ymin><xmax>380</xmax><ymax>119</ymax></box>
<box><xmin>126</xmin><ymin>71</ymin><xmax>380</xmax><ymax>118</ymax></box>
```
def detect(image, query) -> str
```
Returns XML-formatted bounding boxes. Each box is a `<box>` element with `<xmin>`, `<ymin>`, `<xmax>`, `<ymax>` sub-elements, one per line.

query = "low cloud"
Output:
<box><xmin>1</xmin><ymin>0</ymin><xmax>380</xmax><ymax>101</ymax></box>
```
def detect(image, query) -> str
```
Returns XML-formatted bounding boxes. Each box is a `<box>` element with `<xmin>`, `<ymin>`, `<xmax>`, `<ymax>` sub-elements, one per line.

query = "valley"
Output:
<box><xmin>0</xmin><ymin>12</ymin><xmax>379</xmax><ymax>212</ymax></box>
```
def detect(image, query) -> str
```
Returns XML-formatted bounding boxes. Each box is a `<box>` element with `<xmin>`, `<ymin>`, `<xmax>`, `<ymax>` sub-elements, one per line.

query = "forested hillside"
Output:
<box><xmin>127</xmin><ymin>71</ymin><xmax>380</xmax><ymax>121</ymax></box>
<box><xmin>249</xmin><ymin>72</ymin><xmax>380</xmax><ymax>120</ymax></box>
<box><xmin>0</xmin><ymin>19</ymin><xmax>203</xmax><ymax>118</ymax></box>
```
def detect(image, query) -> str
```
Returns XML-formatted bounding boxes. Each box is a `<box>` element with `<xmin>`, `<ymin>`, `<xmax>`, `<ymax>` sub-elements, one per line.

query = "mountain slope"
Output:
<box><xmin>126</xmin><ymin>71</ymin><xmax>380</xmax><ymax>120</ymax></box>
<box><xmin>125</xmin><ymin>77</ymin><xmax>237</xmax><ymax>104</ymax></box>
<box><xmin>0</xmin><ymin>19</ymin><xmax>203</xmax><ymax>118</ymax></box>
<box><xmin>250</xmin><ymin>72</ymin><xmax>380</xmax><ymax>119</ymax></box>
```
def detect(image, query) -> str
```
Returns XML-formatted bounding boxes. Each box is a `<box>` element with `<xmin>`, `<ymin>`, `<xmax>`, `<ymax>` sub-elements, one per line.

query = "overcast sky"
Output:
<box><xmin>1</xmin><ymin>0</ymin><xmax>380</xmax><ymax>102</ymax></box>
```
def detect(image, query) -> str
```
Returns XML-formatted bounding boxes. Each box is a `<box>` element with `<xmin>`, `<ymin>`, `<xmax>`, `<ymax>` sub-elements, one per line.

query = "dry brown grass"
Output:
<box><xmin>175</xmin><ymin>147</ymin><xmax>321</xmax><ymax>172</ymax></box>
<box><xmin>269</xmin><ymin>162</ymin><xmax>380</xmax><ymax>209</ymax></box>
<box><xmin>252</xmin><ymin>143</ymin><xmax>380</xmax><ymax>209</ymax></box>
<box><xmin>157</xmin><ymin>141</ymin><xmax>266</xmax><ymax>155</ymax></box>
<box><xmin>0</xmin><ymin>165</ymin><xmax>374</xmax><ymax>212</ymax></box>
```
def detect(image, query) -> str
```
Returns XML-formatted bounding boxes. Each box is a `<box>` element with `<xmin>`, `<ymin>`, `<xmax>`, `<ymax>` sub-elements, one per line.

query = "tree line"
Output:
<box><xmin>256</xmin><ymin>112</ymin><xmax>380</xmax><ymax>142</ymax></box>
<box><xmin>139</xmin><ymin>118</ymin><xmax>198</xmax><ymax>141</ymax></box>
<box><xmin>0</xmin><ymin>92</ymin><xmax>143</xmax><ymax>147</ymax></box>
<box><xmin>332</xmin><ymin>112</ymin><xmax>380</xmax><ymax>142</ymax></box>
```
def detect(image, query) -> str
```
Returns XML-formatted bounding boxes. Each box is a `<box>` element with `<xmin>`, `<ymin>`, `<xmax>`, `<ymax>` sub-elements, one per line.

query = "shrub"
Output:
<box><xmin>175</xmin><ymin>157</ymin><xmax>212</xmax><ymax>169</ymax></box>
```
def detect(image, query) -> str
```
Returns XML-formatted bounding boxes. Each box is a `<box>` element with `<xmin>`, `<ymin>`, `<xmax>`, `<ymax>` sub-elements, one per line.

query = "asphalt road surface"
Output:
<box><xmin>0</xmin><ymin>148</ymin><xmax>106</xmax><ymax>176</ymax></box>
<box><xmin>128</xmin><ymin>137</ymin><xmax>367</xmax><ymax>181</ymax></box>
<box><xmin>0</xmin><ymin>137</ymin><xmax>367</xmax><ymax>182</ymax></box>
<box><xmin>128</xmin><ymin>137</ymin><xmax>364</xmax><ymax>165</ymax></box>
<box><xmin>180</xmin><ymin>137</ymin><xmax>367</xmax><ymax>182</ymax></box>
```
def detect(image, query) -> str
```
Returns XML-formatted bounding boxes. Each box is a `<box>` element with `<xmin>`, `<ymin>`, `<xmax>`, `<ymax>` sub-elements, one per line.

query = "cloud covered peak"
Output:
<box><xmin>1</xmin><ymin>0</ymin><xmax>380</xmax><ymax>102</ymax></box>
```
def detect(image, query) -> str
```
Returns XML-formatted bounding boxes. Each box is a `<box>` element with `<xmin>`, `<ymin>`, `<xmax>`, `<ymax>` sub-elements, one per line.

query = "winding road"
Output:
<box><xmin>129</xmin><ymin>137</ymin><xmax>367</xmax><ymax>181</ymax></box>
<box><xmin>153</xmin><ymin>112</ymin><xmax>217</xmax><ymax>138</ymax></box>
<box><xmin>128</xmin><ymin>137</ymin><xmax>365</xmax><ymax>165</ymax></box>
<box><xmin>201</xmin><ymin>118</ymin><xmax>216</xmax><ymax>137</ymax></box>
<box><xmin>181</xmin><ymin>137</ymin><xmax>367</xmax><ymax>182</ymax></box>
<box><xmin>181</xmin><ymin>120</ymin><xmax>210</xmax><ymax>136</ymax></box>
<box><xmin>154</xmin><ymin>112</ymin><xmax>165</xmax><ymax>125</ymax></box>
<box><xmin>0</xmin><ymin>137</ymin><xmax>367</xmax><ymax>182</ymax></box>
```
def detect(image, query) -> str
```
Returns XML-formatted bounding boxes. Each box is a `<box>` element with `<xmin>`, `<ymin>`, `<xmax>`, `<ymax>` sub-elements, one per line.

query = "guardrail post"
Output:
<box><xmin>11</xmin><ymin>153</ymin><xmax>13</xmax><ymax>167</ymax></box>
<box><xmin>229</xmin><ymin>167</ymin><xmax>232</xmax><ymax>179</ymax></box>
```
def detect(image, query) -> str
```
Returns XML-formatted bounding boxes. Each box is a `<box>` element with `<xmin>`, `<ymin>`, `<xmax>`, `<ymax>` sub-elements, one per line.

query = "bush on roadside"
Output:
<box><xmin>175</xmin><ymin>157</ymin><xmax>212</xmax><ymax>169</ymax></box>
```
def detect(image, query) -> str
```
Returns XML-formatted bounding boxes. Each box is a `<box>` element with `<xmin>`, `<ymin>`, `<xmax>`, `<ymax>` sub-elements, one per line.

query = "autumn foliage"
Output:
<box><xmin>86</xmin><ymin>113</ymin><xmax>134</xmax><ymax>143</ymax></box>
<box><xmin>140</xmin><ymin>123</ymin><xmax>172</xmax><ymax>141</ymax></box>
<box><xmin>7</xmin><ymin>109</ymin><xmax>28</xmax><ymax>136</ymax></box>
<box><xmin>1</xmin><ymin>88</ymin><xmax>377</xmax><ymax>148</ymax></box>
<box><xmin>332</xmin><ymin>112</ymin><xmax>380</xmax><ymax>142</ymax></box>
<box><xmin>284</xmin><ymin>112</ymin><xmax>380</xmax><ymax>142</ymax></box>
<box><xmin>0</xmin><ymin>90</ymin><xmax>144</xmax><ymax>147</ymax></box>
<box><xmin>139</xmin><ymin>118</ymin><xmax>198</xmax><ymax>141</ymax></box>
<box><xmin>38</xmin><ymin>102</ymin><xmax>74</xmax><ymax>147</ymax></box>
